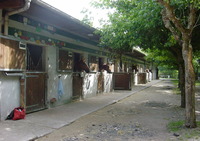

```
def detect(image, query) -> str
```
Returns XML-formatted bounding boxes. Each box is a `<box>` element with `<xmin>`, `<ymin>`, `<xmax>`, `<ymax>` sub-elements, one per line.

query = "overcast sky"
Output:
<box><xmin>41</xmin><ymin>0</ymin><xmax>109</xmax><ymax>27</ymax></box>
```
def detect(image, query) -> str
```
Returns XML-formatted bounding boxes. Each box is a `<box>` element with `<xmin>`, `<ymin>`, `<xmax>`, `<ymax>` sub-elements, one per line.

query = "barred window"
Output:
<box><xmin>58</xmin><ymin>49</ymin><xmax>73</xmax><ymax>71</ymax></box>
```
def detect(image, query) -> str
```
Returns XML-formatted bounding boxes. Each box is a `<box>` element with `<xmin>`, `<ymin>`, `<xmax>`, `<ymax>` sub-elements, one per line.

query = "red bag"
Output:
<box><xmin>12</xmin><ymin>107</ymin><xmax>25</xmax><ymax>120</ymax></box>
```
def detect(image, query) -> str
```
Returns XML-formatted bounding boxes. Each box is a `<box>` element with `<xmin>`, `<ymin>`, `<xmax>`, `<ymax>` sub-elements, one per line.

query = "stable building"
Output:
<box><xmin>0</xmin><ymin>0</ymin><xmax>157</xmax><ymax>120</ymax></box>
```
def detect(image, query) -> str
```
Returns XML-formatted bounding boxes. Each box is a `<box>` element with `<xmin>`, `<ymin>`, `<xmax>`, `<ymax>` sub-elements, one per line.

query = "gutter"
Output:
<box><xmin>4</xmin><ymin>0</ymin><xmax>32</xmax><ymax>35</ymax></box>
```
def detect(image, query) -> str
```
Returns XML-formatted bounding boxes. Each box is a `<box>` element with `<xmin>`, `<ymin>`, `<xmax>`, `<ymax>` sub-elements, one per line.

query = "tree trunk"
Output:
<box><xmin>176</xmin><ymin>48</ymin><xmax>185</xmax><ymax>108</ymax></box>
<box><xmin>182</xmin><ymin>35</ymin><xmax>196</xmax><ymax>128</ymax></box>
<box><xmin>156</xmin><ymin>67</ymin><xmax>159</xmax><ymax>79</ymax></box>
<box><xmin>170</xmin><ymin>47</ymin><xmax>185</xmax><ymax>108</ymax></box>
<box><xmin>179</xmin><ymin>63</ymin><xmax>185</xmax><ymax>108</ymax></box>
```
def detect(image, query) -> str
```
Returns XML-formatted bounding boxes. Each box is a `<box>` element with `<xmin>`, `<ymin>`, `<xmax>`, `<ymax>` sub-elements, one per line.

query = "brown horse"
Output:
<box><xmin>74</xmin><ymin>59</ymin><xmax>90</xmax><ymax>73</ymax></box>
<box><xmin>100</xmin><ymin>64</ymin><xmax>111</xmax><ymax>73</ymax></box>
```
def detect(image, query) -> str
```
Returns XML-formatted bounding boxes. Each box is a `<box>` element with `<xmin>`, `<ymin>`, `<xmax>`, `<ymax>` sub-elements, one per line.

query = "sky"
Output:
<box><xmin>41</xmin><ymin>0</ymin><xmax>109</xmax><ymax>27</ymax></box>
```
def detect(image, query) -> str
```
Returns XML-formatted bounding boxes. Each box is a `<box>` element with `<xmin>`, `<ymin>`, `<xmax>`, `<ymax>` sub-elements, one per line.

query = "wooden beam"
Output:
<box><xmin>0</xmin><ymin>0</ymin><xmax>25</xmax><ymax>9</ymax></box>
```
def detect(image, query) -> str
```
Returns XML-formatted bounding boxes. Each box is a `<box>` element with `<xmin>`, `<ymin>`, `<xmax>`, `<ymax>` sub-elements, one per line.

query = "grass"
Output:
<box><xmin>171</xmin><ymin>80</ymin><xmax>200</xmax><ymax>95</ymax></box>
<box><xmin>171</xmin><ymin>80</ymin><xmax>181</xmax><ymax>95</ymax></box>
<box><xmin>167</xmin><ymin>120</ymin><xmax>184</xmax><ymax>132</ymax></box>
<box><xmin>171</xmin><ymin>80</ymin><xmax>200</xmax><ymax>86</ymax></box>
<box><xmin>167</xmin><ymin>121</ymin><xmax>200</xmax><ymax>140</ymax></box>
<box><xmin>196</xmin><ymin>80</ymin><xmax>200</xmax><ymax>86</ymax></box>
<box><xmin>171</xmin><ymin>80</ymin><xmax>178</xmax><ymax>86</ymax></box>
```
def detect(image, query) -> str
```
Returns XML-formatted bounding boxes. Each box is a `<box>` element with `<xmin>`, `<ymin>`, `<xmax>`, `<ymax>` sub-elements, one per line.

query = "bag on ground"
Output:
<box><xmin>6</xmin><ymin>107</ymin><xmax>25</xmax><ymax>120</ymax></box>
<box><xmin>13</xmin><ymin>107</ymin><xmax>25</xmax><ymax>120</ymax></box>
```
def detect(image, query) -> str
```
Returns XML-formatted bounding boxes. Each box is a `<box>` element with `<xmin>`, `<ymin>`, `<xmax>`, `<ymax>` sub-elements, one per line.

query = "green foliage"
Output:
<box><xmin>81</xmin><ymin>8</ymin><xmax>94</xmax><ymax>27</ymax></box>
<box><xmin>159</xmin><ymin>66</ymin><xmax>178</xmax><ymax>78</ymax></box>
<box><xmin>145</xmin><ymin>48</ymin><xmax>177</xmax><ymax>67</ymax></box>
<box><xmin>92</xmin><ymin>0</ymin><xmax>200</xmax><ymax>50</ymax></box>
<box><xmin>93</xmin><ymin>0</ymin><xmax>169</xmax><ymax>54</ymax></box>
<box><xmin>89</xmin><ymin>0</ymin><xmax>200</xmax><ymax>61</ymax></box>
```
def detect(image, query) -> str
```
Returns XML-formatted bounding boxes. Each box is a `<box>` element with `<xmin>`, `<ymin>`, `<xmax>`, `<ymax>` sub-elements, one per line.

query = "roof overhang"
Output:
<box><xmin>1</xmin><ymin>0</ymin><xmax>100</xmax><ymax>42</ymax></box>
<box><xmin>125</xmin><ymin>49</ymin><xmax>146</xmax><ymax>61</ymax></box>
<box><xmin>30</xmin><ymin>0</ymin><xmax>100</xmax><ymax>42</ymax></box>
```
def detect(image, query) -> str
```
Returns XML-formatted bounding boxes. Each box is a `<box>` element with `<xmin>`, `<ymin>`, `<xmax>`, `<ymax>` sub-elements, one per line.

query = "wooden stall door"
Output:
<box><xmin>137</xmin><ymin>73</ymin><xmax>147</xmax><ymax>84</ymax></box>
<box><xmin>113</xmin><ymin>73</ymin><xmax>131</xmax><ymax>90</ymax></box>
<box><xmin>73</xmin><ymin>75</ymin><xmax>83</xmax><ymax>100</ymax></box>
<box><xmin>97</xmin><ymin>73</ymin><xmax>104</xmax><ymax>93</ymax></box>
<box><xmin>26</xmin><ymin>73</ymin><xmax>46</xmax><ymax>113</ymax></box>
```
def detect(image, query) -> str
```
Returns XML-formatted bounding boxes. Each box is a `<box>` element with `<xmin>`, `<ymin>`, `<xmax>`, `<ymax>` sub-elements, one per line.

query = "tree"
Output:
<box><xmin>156</xmin><ymin>0</ymin><xmax>200</xmax><ymax>128</ymax></box>
<box><xmin>146</xmin><ymin>46</ymin><xmax>186</xmax><ymax>108</ymax></box>
<box><xmin>92</xmin><ymin>0</ymin><xmax>188</xmax><ymax>107</ymax></box>
<box><xmin>88</xmin><ymin>0</ymin><xmax>200</xmax><ymax>128</ymax></box>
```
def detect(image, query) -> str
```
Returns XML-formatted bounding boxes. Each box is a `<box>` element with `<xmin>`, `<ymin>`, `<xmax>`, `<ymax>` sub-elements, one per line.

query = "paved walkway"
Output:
<box><xmin>0</xmin><ymin>80</ymin><xmax>161</xmax><ymax>141</ymax></box>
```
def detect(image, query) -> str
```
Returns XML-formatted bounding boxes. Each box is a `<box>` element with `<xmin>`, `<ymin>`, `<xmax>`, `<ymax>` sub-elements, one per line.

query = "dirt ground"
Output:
<box><xmin>35</xmin><ymin>80</ymin><xmax>195</xmax><ymax>141</ymax></box>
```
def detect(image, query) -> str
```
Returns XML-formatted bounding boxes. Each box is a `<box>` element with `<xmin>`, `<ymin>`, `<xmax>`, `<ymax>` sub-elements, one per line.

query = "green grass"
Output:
<box><xmin>167</xmin><ymin>120</ymin><xmax>184</xmax><ymax>132</ymax></box>
<box><xmin>171</xmin><ymin>80</ymin><xmax>200</xmax><ymax>95</ymax></box>
<box><xmin>196</xmin><ymin>80</ymin><xmax>200</xmax><ymax>86</ymax></box>
<box><xmin>171</xmin><ymin>80</ymin><xmax>178</xmax><ymax>86</ymax></box>
<box><xmin>167</xmin><ymin>121</ymin><xmax>200</xmax><ymax>140</ymax></box>
<box><xmin>171</xmin><ymin>80</ymin><xmax>200</xmax><ymax>86</ymax></box>
<box><xmin>171</xmin><ymin>80</ymin><xmax>181</xmax><ymax>95</ymax></box>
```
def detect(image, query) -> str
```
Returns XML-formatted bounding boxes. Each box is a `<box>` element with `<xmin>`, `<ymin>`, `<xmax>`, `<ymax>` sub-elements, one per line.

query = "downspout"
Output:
<box><xmin>0</xmin><ymin>10</ymin><xmax>2</xmax><ymax>33</ymax></box>
<box><xmin>4</xmin><ymin>0</ymin><xmax>32</xmax><ymax>35</ymax></box>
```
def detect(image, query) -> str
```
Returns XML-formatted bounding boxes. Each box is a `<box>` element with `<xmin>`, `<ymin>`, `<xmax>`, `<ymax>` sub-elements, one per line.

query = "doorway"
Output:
<box><xmin>73</xmin><ymin>53</ymin><xmax>83</xmax><ymax>100</ymax></box>
<box><xmin>25</xmin><ymin>44</ymin><xmax>46</xmax><ymax>113</ymax></box>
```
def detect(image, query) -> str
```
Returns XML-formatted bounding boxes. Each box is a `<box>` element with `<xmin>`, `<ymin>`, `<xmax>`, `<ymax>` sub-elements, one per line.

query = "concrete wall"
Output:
<box><xmin>46</xmin><ymin>46</ymin><xmax>73</xmax><ymax>107</ymax></box>
<box><xmin>0</xmin><ymin>73</ymin><xmax>20</xmax><ymax>120</ymax></box>
<box><xmin>83</xmin><ymin>73</ymin><xmax>98</xmax><ymax>98</ymax></box>
<box><xmin>82</xmin><ymin>71</ymin><xmax>113</xmax><ymax>98</ymax></box>
<box><xmin>103</xmin><ymin>72</ymin><xmax>113</xmax><ymax>93</ymax></box>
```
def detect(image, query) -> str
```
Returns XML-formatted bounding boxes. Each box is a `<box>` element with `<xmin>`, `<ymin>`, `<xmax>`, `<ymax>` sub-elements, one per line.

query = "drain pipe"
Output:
<box><xmin>4</xmin><ymin>0</ymin><xmax>32</xmax><ymax>35</ymax></box>
<box><xmin>0</xmin><ymin>10</ymin><xmax>2</xmax><ymax>33</ymax></box>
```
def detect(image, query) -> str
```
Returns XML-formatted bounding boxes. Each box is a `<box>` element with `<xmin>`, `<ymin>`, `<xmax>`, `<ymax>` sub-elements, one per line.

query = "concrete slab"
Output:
<box><xmin>0</xmin><ymin>120</ymin><xmax>53</xmax><ymax>141</ymax></box>
<box><xmin>0</xmin><ymin>80</ymin><xmax>161</xmax><ymax>141</ymax></box>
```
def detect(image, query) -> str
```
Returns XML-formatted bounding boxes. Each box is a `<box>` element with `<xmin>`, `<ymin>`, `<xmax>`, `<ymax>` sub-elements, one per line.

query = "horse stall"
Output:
<box><xmin>113</xmin><ymin>73</ymin><xmax>132</xmax><ymax>90</ymax></box>
<box><xmin>72</xmin><ymin>54</ymin><xmax>114</xmax><ymax>99</ymax></box>
<box><xmin>137</xmin><ymin>73</ymin><xmax>147</xmax><ymax>84</ymax></box>
<box><xmin>0</xmin><ymin>38</ymin><xmax>25</xmax><ymax>120</ymax></box>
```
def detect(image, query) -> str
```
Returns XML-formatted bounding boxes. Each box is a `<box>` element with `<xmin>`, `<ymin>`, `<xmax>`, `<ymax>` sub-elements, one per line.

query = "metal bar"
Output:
<box><xmin>0</xmin><ymin>69</ymin><xmax>24</xmax><ymax>72</ymax></box>
<box><xmin>26</xmin><ymin>104</ymin><xmax>39</xmax><ymax>108</ymax></box>
<box><xmin>25</xmin><ymin>75</ymin><xmax>38</xmax><ymax>78</ymax></box>
<box><xmin>4</xmin><ymin>72</ymin><xmax>24</xmax><ymax>77</ymax></box>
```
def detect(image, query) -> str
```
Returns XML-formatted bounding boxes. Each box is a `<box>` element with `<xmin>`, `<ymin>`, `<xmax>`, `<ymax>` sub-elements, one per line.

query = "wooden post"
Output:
<box><xmin>20</xmin><ymin>78</ymin><xmax>26</xmax><ymax>109</ymax></box>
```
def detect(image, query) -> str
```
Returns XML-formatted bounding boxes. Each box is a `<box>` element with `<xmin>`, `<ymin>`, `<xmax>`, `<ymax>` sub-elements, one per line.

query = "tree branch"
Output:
<box><xmin>193</xmin><ymin>12</ymin><xmax>200</xmax><ymax>29</ymax></box>
<box><xmin>188</xmin><ymin>5</ymin><xmax>197</xmax><ymax>35</ymax></box>
<box><xmin>161</xmin><ymin>9</ymin><xmax>182</xmax><ymax>45</ymax></box>
<box><xmin>156</xmin><ymin>0</ymin><xmax>187</xmax><ymax>33</ymax></box>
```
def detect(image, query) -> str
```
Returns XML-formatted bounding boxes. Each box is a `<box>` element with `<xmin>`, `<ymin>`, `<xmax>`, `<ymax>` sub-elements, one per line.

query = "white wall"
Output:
<box><xmin>46</xmin><ymin>46</ymin><xmax>73</xmax><ymax>107</ymax></box>
<box><xmin>0</xmin><ymin>73</ymin><xmax>20</xmax><ymax>120</ymax></box>
<box><xmin>134</xmin><ymin>73</ymin><xmax>138</xmax><ymax>85</ymax></box>
<box><xmin>103</xmin><ymin>72</ymin><xmax>113</xmax><ymax>93</ymax></box>
<box><xmin>83</xmin><ymin>73</ymin><xmax>98</xmax><ymax>98</ymax></box>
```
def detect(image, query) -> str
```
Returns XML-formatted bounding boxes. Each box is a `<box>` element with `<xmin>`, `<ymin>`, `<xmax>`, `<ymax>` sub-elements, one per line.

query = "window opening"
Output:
<box><xmin>26</xmin><ymin>44</ymin><xmax>43</xmax><ymax>71</ymax></box>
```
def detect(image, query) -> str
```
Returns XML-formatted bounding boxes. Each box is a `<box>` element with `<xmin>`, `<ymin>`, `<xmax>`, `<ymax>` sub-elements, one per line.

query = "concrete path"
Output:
<box><xmin>0</xmin><ymin>80</ymin><xmax>161</xmax><ymax>141</ymax></box>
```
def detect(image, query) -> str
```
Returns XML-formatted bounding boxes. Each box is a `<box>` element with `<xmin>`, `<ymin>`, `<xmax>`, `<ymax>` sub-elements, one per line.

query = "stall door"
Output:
<box><xmin>25</xmin><ymin>44</ymin><xmax>46</xmax><ymax>113</ymax></box>
<box><xmin>73</xmin><ymin>75</ymin><xmax>83</xmax><ymax>100</ymax></box>
<box><xmin>97</xmin><ymin>74</ymin><xmax>104</xmax><ymax>93</ymax></box>
<box><xmin>26</xmin><ymin>73</ymin><xmax>46</xmax><ymax>113</ymax></box>
<box><xmin>113</xmin><ymin>73</ymin><xmax>131</xmax><ymax>90</ymax></box>
<box><xmin>73</xmin><ymin>53</ymin><xmax>83</xmax><ymax>100</ymax></box>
